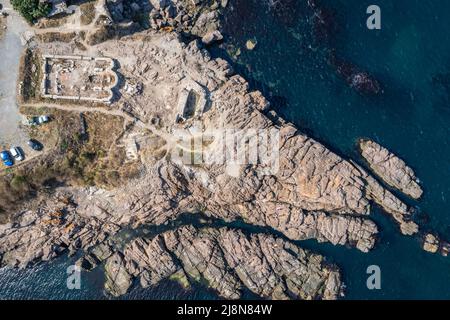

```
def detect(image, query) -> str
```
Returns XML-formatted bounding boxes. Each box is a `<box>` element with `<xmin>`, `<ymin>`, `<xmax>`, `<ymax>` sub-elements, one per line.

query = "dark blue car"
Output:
<box><xmin>1</xmin><ymin>151</ymin><xmax>14</xmax><ymax>167</ymax></box>
<box><xmin>28</xmin><ymin>139</ymin><xmax>43</xmax><ymax>151</ymax></box>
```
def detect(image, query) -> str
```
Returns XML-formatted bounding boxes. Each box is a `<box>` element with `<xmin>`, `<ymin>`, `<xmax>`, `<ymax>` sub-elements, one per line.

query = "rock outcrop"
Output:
<box><xmin>104</xmin><ymin>226</ymin><xmax>343</xmax><ymax>300</ymax></box>
<box><xmin>105</xmin><ymin>252</ymin><xmax>133</xmax><ymax>297</ymax></box>
<box><xmin>421</xmin><ymin>233</ymin><xmax>450</xmax><ymax>257</ymax></box>
<box><xmin>0</xmin><ymin>194</ymin><xmax>120</xmax><ymax>268</ymax></box>
<box><xmin>106</xmin><ymin>0</ymin><xmax>225</xmax><ymax>38</ymax></box>
<box><xmin>423</xmin><ymin>233</ymin><xmax>439</xmax><ymax>254</ymax></box>
<box><xmin>359</xmin><ymin>139</ymin><xmax>423</xmax><ymax>199</ymax></box>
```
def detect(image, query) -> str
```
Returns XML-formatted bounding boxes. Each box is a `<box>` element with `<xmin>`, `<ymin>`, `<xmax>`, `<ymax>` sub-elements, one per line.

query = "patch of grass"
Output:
<box><xmin>60</xmin><ymin>139</ymin><xmax>69</xmax><ymax>152</ymax></box>
<box><xmin>10</xmin><ymin>175</ymin><xmax>31</xmax><ymax>192</ymax></box>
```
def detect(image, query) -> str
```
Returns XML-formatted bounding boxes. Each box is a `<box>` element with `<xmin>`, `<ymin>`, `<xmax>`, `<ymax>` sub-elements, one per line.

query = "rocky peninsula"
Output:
<box><xmin>359</xmin><ymin>139</ymin><xmax>423</xmax><ymax>199</ymax></box>
<box><xmin>0</xmin><ymin>0</ymin><xmax>430</xmax><ymax>300</ymax></box>
<box><xmin>105</xmin><ymin>226</ymin><xmax>342</xmax><ymax>299</ymax></box>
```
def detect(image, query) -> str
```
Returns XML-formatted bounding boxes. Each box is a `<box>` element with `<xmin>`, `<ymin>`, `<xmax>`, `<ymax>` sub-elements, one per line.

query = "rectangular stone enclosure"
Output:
<box><xmin>41</xmin><ymin>55</ymin><xmax>118</xmax><ymax>104</ymax></box>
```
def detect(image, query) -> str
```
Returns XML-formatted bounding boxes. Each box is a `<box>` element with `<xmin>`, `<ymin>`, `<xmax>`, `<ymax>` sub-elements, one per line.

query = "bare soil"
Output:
<box><xmin>0</xmin><ymin>106</ymin><xmax>141</xmax><ymax>222</ymax></box>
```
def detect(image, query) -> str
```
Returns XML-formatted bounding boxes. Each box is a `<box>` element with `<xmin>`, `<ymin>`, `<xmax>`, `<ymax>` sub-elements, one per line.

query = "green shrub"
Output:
<box><xmin>11</xmin><ymin>0</ymin><xmax>51</xmax><ymax>23</ymax></box>
<box><xmin>10</xmin><ymin>175</ymin><xmax>29</xmax><ymax>192</ymax></box>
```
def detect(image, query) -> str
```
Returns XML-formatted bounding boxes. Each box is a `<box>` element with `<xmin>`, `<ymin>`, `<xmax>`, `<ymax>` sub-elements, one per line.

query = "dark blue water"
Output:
<box><xmin>1</xmin><ymin>0</ymin><xmax>450</xmax><ymax>299</ymax></box>
<box><xmin>216</xmin><ymin>0</ymin><xmax>450</xmax><ymax>299</ymax></box>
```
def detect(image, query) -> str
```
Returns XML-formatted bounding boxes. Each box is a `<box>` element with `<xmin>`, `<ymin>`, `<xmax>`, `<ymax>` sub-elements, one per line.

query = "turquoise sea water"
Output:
<box><xmin>1</xmin><ymin>0</ymin><xmax>450</xmax><ymax>299</ymax></box>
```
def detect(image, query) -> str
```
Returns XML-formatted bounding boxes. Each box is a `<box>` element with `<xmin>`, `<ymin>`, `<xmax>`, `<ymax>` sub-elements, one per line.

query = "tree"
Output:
<box><xmin>11</xmin><ymin>0</ymin><xmax>51</xmax><ymax>23</ymax></box>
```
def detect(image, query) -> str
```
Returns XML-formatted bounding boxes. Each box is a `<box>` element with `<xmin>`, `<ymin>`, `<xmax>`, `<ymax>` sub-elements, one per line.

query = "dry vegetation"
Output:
<box><xmin>36</xmin><ymin>16</ymin><xmax>69</xmax><ymax>29</ymax></box>
<box><xmin>0</xmin><ymin>108</ymin><xmax>142</xmax><ymax>222</ymax></box>
<box><xmin>59</xmin><ymin>112</ymin><xmax>142</xmax><ymax>187</ymax></box>
<box><xmin>0</xmin><ymin>16</ymin><xmax>6</xmax><ymax>39</ymax></box>
<box><xmin>74</xmin><ymin>40</ymin><xmax>87</xmax><ymax>51</ymax></box>
<box><xmin>36</xmin><ymin>32</ymin><xmax>77</xmax><ymax>43</ymax></box>
<box><xmin>19</xmin><ymin>48</ymin><xmax>43</xmax><ymax>103</ymax></box>
<box><xmin>86</xmin><ymin>24</ymin><xmax>115</xmax><ymax>45</ymax></box>
<box><xmin>80</xmin><ymin>1</ymin><xmax>96</xmax><ymax>25</ymax></box>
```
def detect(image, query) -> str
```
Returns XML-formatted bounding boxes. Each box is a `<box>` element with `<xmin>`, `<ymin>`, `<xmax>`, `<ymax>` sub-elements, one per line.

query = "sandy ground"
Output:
<box><xmin>0</xmin><ymin>0</ymin><xmax>30</xmax><ymax>151</ymax></box>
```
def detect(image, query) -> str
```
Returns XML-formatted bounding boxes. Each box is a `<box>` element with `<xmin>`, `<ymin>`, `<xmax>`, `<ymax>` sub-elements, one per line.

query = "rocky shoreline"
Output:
<box><xmin>0</xmin><ymin>0</ymin><xmax>435</xmax><ymax>300</ymax></box>
<box><xmin>104</xmin><ymin>226</ymin><xmax>342</xmax><ymax>299</ymax></box>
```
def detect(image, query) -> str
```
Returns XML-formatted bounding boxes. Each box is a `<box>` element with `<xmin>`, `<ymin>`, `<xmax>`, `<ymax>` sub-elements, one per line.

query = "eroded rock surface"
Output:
<box><xmin>359</xmin><ymin>139</ymin><xmax>423</xmax><ymax>199</ymax></box>
<box><xmin>105</xmin><ymin>252</ymin><xmax>133</xmax><ymax>297</ymax></box>
<box><xmin>105</xmin><ymin>226</ymin><xmax>343</xmax><ymax>300</ymax></box>
<box><xmin>0</xmin><ymin>194</ymin><xmax>120</xmax><ymax>268</ymax></box>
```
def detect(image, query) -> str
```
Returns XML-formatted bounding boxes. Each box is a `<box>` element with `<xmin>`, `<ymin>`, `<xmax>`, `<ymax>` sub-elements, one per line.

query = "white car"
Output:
<box><xmin>38</xmin><ymin>115</ymin><xmax>50</xmax><ymax>124</ymax></box>
<box><xmin>10</xmin><ymin>147</ymin><xmax>24</xmax><ymax>162</ymax></box>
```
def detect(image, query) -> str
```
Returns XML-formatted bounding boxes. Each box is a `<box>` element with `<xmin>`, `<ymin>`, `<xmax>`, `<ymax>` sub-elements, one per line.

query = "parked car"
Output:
<box><xmin>0</xmin><ymin>151</ymin><xmax>14</xmax><ymax>167</ymax></box>
<box><xmin>28</xmin><ymin>115</ymin><xmax>50</xmax><ymax>126</ymax></box>
<box><xmin>28</xmin><ymin>139</ymin><xmax>43</xmax><ymax>151</ymax></box>
<box><xmin>10</xmin><ymin>147</ymin><xmax>24</xmax><ymax>162</ymax></box>
<box><xmin>38</xmin><ymin>115</ymin><xmax>50</xmax><ymax>124</ymax></box>
<box><xmin>27</xmin><ymin>116</ymin><xmax>39</xmax><ymax>126</ymax></box>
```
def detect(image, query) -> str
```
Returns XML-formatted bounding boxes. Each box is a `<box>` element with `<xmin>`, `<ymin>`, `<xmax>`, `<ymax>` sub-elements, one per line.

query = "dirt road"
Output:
<box><xmin>0</xmin><ymin>0</ymin><xmax>30</xmax><ymax>148</ymax></box>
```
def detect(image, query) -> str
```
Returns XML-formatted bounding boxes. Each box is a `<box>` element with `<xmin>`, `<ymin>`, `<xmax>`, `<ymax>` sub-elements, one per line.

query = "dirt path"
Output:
<box><xmin>22</xmin><ymin>102</ymin><xmax>206</xmax><ymax>154</ymax></box>
<box><xmin>22</xmin><ymin>102</ymin><xmax>131</xmax><ymax>118</ymax></box>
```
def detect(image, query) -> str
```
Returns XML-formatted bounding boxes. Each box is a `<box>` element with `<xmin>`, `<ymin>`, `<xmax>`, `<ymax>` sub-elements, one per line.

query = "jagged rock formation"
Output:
<box><xmin>0</xmin><ymin>18</ymin><xmax>425</xmax><ymax>299</ymax></box>
<box><xmin>106</xmin><ymin>0</ymin><xmax>225</xmax><ymax>39</ymax></box>
<box><xmin>359</xmin><ymin>139</ymin><xmax>423</xmax><ymax>199</ymax></box>
<box><xmin>0</xmin><ymin>194</ymin><xmax>120</xmax><ymax>268</ymax></box>
<box><xmin>105</xmin><ymin>226</ymin><xmax>343</xmax><ymax>299</ymax></box>
<box><xmin>105</xmin><ymin>252</ymin><xmax>133</xmax><ymax>296</ymax></box>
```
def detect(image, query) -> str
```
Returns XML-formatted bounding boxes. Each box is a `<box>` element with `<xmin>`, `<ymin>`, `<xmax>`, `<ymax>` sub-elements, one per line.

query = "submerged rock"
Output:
<box><xmin>307</xmin><ymin>0</ymin><xmax>337</xmax><ymax>44</ymax></box>
<box><xmin>329</xmin><ymin>52</ymin><xmax>381</xmax><ymax>95</ymax></box>
<box><xmin>359</xmin><ymin>139</ymin><xmax>423</xmax><ymax>200</ymax></box>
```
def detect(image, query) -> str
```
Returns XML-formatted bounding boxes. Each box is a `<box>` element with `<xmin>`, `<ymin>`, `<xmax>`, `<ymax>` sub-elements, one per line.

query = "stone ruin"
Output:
<box><xmin>175</xmin><ymin>80</ymin><xmax>207</xmax><ymax>123</ymax></box>
<box><xmin>41</xmin><ymin>55</ymin><xmax>119</xmax><ymax>104</ymax></box>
